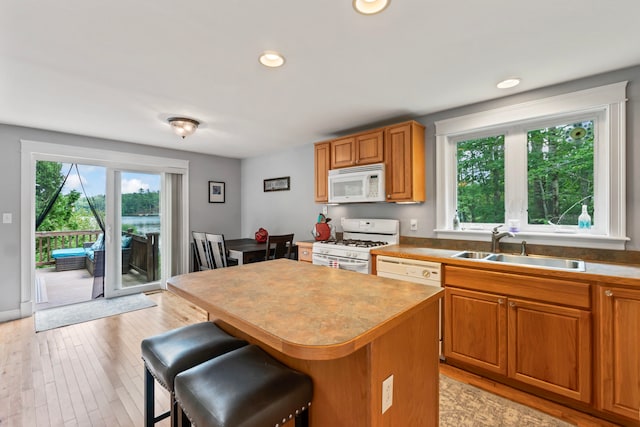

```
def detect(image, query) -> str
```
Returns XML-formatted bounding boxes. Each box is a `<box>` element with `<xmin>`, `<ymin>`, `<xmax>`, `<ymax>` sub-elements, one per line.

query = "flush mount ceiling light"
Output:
<box><xmin>167</xmin><ymin>117</ymin><xmax>200</xmax><ymax>139</ymax></box>
<box><xmin>353</xmin><ymin>0</ymin><xmax>390</xmax><ymax>15</ymax></box>
<box><xmin>259</xmin><ymin>51</ymin><xmax>285</xmax><ymax>68</ymax></box>
<box><xmin>496</xmin><ymin>78</ymin><xmax>521</xmax><ymax>89</ymax></box>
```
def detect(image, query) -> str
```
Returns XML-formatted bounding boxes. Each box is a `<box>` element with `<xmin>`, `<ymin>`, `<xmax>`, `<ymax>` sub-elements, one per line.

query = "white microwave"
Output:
<box><xmin>328</xmin><ymin>163</ymin><xmax>386</xmax><ymax>203</ymax></box>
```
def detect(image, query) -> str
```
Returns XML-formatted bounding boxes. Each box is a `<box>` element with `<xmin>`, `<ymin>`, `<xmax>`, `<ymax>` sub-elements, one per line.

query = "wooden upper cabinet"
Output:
<box><xmin>385</xmin><ymin>121</ymin><xmax>425</xmax><ymax>202</ymax></box>
<box><xmin>597</xmin><ymin>285</ymin><xmax>640</xmax><ymax>421</ymax></box>
<box><xmin>330</xmin><ymin>130</ymin><xmax>384</xmax><ymax>169</ymax></box>
<box><xmin>314</xmin><ymin>142</ymin><xmax>331</xmax><ymax>203</ymax></box>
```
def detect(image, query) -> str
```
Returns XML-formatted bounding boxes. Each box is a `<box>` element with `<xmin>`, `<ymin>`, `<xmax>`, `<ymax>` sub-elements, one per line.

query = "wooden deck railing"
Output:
<box><xmin>36</xmin><ymin>230</ymin><xmax>102</xmax><ymax>267</ymax></box>
<box><xmin>36</xmin><ymin>230</ymin><xmax>160</xmax><ymax>281</ymax></box>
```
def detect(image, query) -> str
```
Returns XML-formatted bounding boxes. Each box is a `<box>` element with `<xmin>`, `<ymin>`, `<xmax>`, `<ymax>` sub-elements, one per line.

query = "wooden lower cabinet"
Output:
<box><xmin>444</xmin><ymin>287</ymin><xmax>507</xmax><ymax>375</ymax></box>
<box><xmin>507</xmin><ymin>297</ymin><xmax>591</xmax><ymax>402</ymax></box>
<box><xmin>445</xmin><ymin>281</ymin><xmax>592</xmax><ymax>403</ymax></box>
<box><xmin>297</xmin><ymin>241</ymin><xmax>314</xmax><ymax>263</ymax></box>
<box><xmin>597</xmin><ymin>284</ymin><xmax>640</xmax><ymax>421</ymax></box>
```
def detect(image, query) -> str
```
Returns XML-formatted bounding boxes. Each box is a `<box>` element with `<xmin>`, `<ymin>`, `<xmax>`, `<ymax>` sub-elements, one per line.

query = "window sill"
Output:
<box><xmin>434</xmin><ymin>229</ymin><xmax>629</xmax><ymax>250</ymax></box>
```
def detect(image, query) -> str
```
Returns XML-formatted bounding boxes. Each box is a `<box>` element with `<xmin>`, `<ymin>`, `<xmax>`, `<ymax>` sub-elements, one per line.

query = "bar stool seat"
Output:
<box><xmin>141</xmin><ymin>322</ymin><xmax>247</xmax><ymax>426</ymax></box>
<box><xmin>175</xmin><ymin>345</ymin><xmax>313</xmax><ymax>427</ymax></box>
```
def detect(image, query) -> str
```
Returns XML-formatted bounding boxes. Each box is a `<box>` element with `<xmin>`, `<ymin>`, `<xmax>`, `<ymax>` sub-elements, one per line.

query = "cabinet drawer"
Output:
<box><xmin>444</xmin><ymin>266</ymin><xmax>591</xmax><ymax>309</ymax></box>
<box><xmin>297</xmin><ymin>242</ymin><xmax>313</xmax><ymax>263</ymax></box>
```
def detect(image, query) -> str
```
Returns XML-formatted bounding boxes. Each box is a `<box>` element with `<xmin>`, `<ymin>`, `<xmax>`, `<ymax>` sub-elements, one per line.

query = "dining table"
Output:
<box><xmin>225</xmin><ymin>237</ymin><xmax>297</xmax><ymax>265</ymax></box>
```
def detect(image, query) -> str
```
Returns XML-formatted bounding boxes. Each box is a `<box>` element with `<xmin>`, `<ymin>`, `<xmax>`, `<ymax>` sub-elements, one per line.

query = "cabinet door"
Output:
<box><xmin>598</xmin><ymin>285</ymin><xmax>640</xmax><ymax>420</ymax></box>
<box><xmin>385</xmin><ymin>122</ymin><xmax>425</xmax><ymax>202</ymax></box>
<box><xmin>444</xmin><ymin>287</ymin><xmax>507</xmax><ymax>375</ymax></box>
<box><xmin>330</xmin><ymin>136</ymin><xmax>356</xmax><ymax>169</ymax></box>
<box><xmin>508</xmin><ymin>298</ymin><xmax>591</xmax><ymax>402</ymax></box>
<box><xmin>354</xmin><ymin>130</ymin><xmax>384</xmax><ymax>165</ymax></box>
<box><xmin>314</xmin><ymin>142</ymin><xmax>330</xmax><ymax>203</ymax></box>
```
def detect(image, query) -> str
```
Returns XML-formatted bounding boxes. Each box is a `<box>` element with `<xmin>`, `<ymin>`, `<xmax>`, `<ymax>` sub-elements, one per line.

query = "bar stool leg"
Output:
<box><xmin>144</xmin><ymin>366</ymin><xmax>155</xmax><ymax>427</ymax></box>
<box><xmin>177</xmin><ymin>404</ymin><xmax>191</xmax><ymax>427</ymax></box>
<box><xmin>295</xmin><ymin>410</ymin><xmax>309</xmax><ymax>427</ymax></box>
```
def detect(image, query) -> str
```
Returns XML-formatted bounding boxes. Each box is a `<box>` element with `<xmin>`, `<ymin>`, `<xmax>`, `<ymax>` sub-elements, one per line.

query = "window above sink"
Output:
<box><xmin>435</xmin><ymin>82</ymin><xmax>629</xmax><ymax>250</ymax></box>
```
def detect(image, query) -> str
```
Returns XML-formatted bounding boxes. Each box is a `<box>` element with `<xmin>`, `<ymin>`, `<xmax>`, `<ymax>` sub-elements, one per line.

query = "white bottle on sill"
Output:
<box><xmin>578</xmin><ymin>205</ymin><xmax>591</xmax><ymax>230</ymax></box>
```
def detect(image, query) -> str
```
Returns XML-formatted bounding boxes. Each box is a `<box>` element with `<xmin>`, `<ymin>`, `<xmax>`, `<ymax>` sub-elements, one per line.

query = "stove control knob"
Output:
<box><xmin>422</xmin><ymin>270</ymin><xmax>431</xmax><ymax>278</ymax></box>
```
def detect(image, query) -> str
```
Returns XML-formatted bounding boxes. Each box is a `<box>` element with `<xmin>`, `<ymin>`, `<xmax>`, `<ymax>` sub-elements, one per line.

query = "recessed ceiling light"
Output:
<box><xmin>259</xmin><ymin>51</ymin><xmax>285</xmax><ymax>68</ymax></box>
<box><xmin>353</xmin><ymin>0</ymin><xmax>390</xmax><ymax>15</ymax></box>
<box><xmin>496</xmin><ymin>78</ymin><xmax>521</xmax><ymax>89</ymax></box>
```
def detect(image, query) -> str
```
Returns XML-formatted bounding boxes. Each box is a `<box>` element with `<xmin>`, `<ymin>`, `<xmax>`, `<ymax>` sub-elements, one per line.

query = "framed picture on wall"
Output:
<box><xmin>209</xmin><ymin>181</ymin><xmax>225</xmax><ymax>203</ymax></box>
<box><xmin>263</xmin><ymin>176</ymin><xmax>290</xmax><ymax>192</ymax></box>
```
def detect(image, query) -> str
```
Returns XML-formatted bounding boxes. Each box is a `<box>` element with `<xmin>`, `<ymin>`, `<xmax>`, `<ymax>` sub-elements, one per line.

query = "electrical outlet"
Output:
<box><xmin>2</xmin><ymin>213</ymin><xmax>12</xmax><ymax>224</ymax></box>
<box><xmin>382</xmin><ymin>375</ymin><xmax>393</xmax><ymax>413</ymax></box>
<box><xmin>322</xmin><ymin>205</ymin><xmax>328</xmax><ymax>216</ymax></box>
<box><xmin>410</xmin><ymin>219</ymin><xmax>418</xmax><ymax>231</ymax></box>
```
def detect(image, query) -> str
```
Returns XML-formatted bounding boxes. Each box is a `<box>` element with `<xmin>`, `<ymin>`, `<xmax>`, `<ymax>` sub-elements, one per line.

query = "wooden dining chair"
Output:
<box><xmin>192</xmin><ymin>231</ymin><xmax>212</xmax><ymax>270</ymax></box>
<box><xmin>264</xmin><ymin>234</ymin><xmax>295</xmax><ymax>261</ymax></box>
<box><xmin>204</xmin><ymin>233</ymin><xmax>237</xmax><ymax>268</ymax></box>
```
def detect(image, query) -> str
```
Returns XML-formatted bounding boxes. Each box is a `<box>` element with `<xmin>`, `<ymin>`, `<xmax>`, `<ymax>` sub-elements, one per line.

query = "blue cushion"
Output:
<box><xmin>86</xmin><ymin>249</ymin><xmax>95</xmax><ymax>261</ymax></box>
<box><xmin>51</xmin><ymin>247</ymin><xmax>86</xmax><ymax>259</ymax></box>
<box><xmin>122</xmin><ymin>235</ymin><xmax>132</xmax><ymax>248</ymax></box>
<box><xmin>90</xmin><ymin>234</ymin><xmax>104</xmax><ymax>251</ymax></box>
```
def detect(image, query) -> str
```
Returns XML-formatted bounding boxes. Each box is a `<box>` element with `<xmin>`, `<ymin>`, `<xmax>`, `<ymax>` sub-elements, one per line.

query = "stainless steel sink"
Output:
<box><xmin>451</xmin><ymin>251</ymin><xmax>585</xmax><ymax>271</ymax></box>
<box><xmin>486</xmin><ymin>253</ymin><xmax>585</xmax><ymax>271</ymax></box>
<box><xmin>451</xmin><ymin>251</ymin><xmax>494</xmax><ymax>260</ymax></box>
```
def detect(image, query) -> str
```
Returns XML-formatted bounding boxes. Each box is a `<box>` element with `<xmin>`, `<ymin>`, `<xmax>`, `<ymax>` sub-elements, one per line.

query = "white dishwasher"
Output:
<box><xmin>376</xmin><ymin>255</ymin><xmax>443</xmax><ymax>357</ymax></box>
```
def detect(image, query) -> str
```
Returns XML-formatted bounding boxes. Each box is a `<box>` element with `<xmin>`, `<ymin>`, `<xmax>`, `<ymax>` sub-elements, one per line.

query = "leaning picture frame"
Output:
<box><xmin>208</xmin><ymin>181</ymin><xmax>225</xmax><ymax>203</ymax></box>
<box><xmin>263</xmin><ymin>176</ymin><xmax>290</xmax><ymax>192</ymax></box>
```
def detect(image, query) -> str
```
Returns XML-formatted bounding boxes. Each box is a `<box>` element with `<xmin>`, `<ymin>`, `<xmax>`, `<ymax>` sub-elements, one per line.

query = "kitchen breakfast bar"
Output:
<box><xmin>167</xmin><ymin>258</ymin><xmax>443</xmax><ymax>426</ymax></box>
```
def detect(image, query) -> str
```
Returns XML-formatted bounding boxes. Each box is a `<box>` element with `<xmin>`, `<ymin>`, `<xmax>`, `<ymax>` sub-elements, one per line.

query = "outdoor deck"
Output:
<box><xmin>35</xmin><ymin>267</ymin><xmax>149</xmax><ymax>311</ymax></box>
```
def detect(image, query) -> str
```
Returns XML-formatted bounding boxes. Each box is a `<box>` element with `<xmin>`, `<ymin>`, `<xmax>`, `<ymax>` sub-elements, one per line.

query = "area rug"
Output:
<box><xmin>34</xmin><ymin>293</ymin><xmax>156</xmax><ymax>332</ymax></box>
<box><xmin>440</xmin><ymin>374</ymin><xmax>573</xmax><ymax>426</ymax></box>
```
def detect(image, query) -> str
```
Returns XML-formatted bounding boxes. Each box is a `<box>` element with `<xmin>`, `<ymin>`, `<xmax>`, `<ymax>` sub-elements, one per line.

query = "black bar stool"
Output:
<box><xmin>174</xmin><ymin>345</ymin><xmax>313</xmax><ymax>427</ymax></box>
<box><xmin>141</xmin><ymin>322</ymin><xmax>247</xmax><ymax>427</ymax></box>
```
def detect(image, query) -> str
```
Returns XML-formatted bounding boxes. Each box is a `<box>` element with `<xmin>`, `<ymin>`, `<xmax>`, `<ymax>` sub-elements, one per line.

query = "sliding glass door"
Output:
<box><xmin>104</xmin><ymin>170</ymin><xmax>163</xmax><ymax>298</ymax></box>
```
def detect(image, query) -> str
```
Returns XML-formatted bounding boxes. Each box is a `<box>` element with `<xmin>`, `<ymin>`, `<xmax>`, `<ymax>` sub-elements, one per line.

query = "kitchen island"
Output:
<box><xmin>167</xmin><ymin>258</ymin><xmax>443</xmax><ymax>426</ymax></box>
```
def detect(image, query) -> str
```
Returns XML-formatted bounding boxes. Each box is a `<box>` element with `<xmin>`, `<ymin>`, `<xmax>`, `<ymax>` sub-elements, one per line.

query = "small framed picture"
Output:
<box><xmin>208</xmin><ymin>181</ymin><xmax>225</xmax><ymax>203</ymax></box>
<box><xmin>264</xmin><ymin>176</ymin><xmax>290</xmax><ymax>192</ymax></box>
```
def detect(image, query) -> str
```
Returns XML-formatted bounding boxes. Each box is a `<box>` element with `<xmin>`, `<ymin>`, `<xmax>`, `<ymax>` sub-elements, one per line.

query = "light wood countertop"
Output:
<box><xmin>167</xmin><ymin>258</ymin><xmax>443</xmax><ymax>360</ymax></box>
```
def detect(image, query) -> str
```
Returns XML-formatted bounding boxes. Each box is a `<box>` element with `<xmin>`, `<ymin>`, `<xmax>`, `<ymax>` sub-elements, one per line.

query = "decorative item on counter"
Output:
<box><xmin>311</xmin><ymin>213</ymin><xmax>333</xmax><ymax>241</ymax></box>
<box><xmin>255</xmin><ymin>227</ymin><xmax>269</xmax><ymax>243</ymax></box>
<box><xmin>508</xmin><ymin>219</ymin><xmax>520</xmax><ymax>232</ymax></box>
<box><xmin>452</xmin><ymin>210</ymin><xmax>460</xmax><ymax>230</ymax></box>
<box><xmin>578</xmin><ymin>205</ymin><xmax>591</xmax><ymax>230</ymax></box>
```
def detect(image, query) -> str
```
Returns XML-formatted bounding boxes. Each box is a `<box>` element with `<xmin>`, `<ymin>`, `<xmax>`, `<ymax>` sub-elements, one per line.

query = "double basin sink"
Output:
<box><xmin>452</xmin><ymin>251</ymin><xmax>586</xmax><ymax>272</ymax></box>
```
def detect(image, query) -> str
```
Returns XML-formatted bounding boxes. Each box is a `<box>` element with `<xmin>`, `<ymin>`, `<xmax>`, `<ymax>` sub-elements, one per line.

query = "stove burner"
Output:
<box><xmin>320</xmin><ymin>239</ymin><xmax>388</xmax><ymax>248</ymax></box>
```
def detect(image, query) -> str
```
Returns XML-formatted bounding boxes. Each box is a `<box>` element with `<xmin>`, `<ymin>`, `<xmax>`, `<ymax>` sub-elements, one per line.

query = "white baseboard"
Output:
<box><xmin>0</xmin><ymin>308</ymin><xmax>22</xmax><ymax>323</ymax></box>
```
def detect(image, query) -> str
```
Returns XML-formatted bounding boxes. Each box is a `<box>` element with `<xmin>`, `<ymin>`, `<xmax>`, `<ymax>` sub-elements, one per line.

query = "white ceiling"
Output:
<box><xmin>2</xmin><ymin>1</ymin><xmax>640</xmax><ymax>159</ymax></box>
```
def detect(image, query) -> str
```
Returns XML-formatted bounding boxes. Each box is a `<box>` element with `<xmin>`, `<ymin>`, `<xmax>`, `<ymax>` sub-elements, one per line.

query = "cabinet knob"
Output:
<box><xmin>604</xmin><ymin>289</ymin><xmax>613</xmax><ymax>297</ymax></box>
<box><xmin>498</xmin><ymin>298</ymin><xmax>504</xmax><ymax>305</ymax></box>
<box><xmin>509</xmin><ymin>301</ymin><xmax>516</xmax><ymax>308</ymax></box>
<box><xmin>422</xmin><ymin>270</ymin><xmax>431</xmax><ymax>278</ymax></box>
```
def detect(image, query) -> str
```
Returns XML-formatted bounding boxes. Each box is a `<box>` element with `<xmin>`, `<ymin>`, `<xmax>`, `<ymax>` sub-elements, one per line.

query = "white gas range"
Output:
<box><xmin>312</xmin><ymin>218</ymin><xmax>399</xmax><ymax>274</ymax></box>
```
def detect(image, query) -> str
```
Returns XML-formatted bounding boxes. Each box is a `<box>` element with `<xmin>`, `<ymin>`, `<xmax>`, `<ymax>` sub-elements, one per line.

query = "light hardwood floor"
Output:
<box><xmin>1</xmin><ymin>291</ymin><xmax>616</xmax><ymax>426</ymax></box>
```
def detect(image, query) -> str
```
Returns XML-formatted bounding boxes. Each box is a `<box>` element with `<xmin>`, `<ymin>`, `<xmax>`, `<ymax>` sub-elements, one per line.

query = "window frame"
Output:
<box><xmin>435</xmin><ymin>81</ymin><xmax>628</xmax><ymax>250</ymax></box>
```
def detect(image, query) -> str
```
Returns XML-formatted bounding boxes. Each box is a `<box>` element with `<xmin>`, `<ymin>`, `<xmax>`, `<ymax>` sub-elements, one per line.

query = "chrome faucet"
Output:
<box><xmin>520</xmin><ymin>240</ymin><xmax>528</xmax><ymax>256</ymax></box>
<box><xmin>491</xmin><ymin>225</ymin><xmax>515</xmax><ymax>253</ymax></box>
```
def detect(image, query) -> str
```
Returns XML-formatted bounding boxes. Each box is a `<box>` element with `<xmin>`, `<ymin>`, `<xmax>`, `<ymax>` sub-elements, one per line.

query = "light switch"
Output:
<box><xmin>410</xmin><ymin>219</ymin><xmax>418</xmax><ymax>231</ymax></box>
<box><xmin>2</xmin><ymin>213</ymin><xmax>12</xmax><ymax>224</ymax></box>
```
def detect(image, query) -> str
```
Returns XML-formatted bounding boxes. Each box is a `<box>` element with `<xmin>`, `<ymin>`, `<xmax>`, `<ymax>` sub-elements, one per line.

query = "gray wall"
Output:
<box><xmin>0</xmin><ymin>124</ymin><xmax>241</xmax><ymax>317</ymax></box>
<box><xmin>241</xmin><ymin>144</ymin><xmax>319</xmax><ymax>241</ymax></box>
<box><xmin>241</xmin><ymin>65</ymin><xmax>640</xmax><ymax>251</ymax></box>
